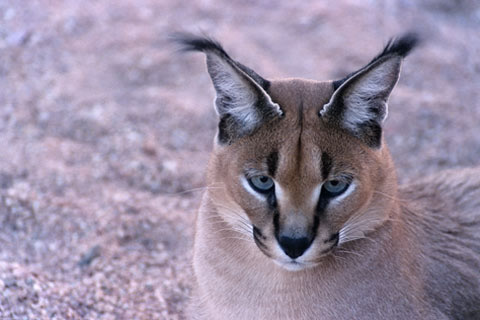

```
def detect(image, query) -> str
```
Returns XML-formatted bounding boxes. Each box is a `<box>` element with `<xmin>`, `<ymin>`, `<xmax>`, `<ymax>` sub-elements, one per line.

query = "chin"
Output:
<box><xmin>273</xmin><ymin>259</ymin><xmax>317</xmax><ymax>272</ymax></box>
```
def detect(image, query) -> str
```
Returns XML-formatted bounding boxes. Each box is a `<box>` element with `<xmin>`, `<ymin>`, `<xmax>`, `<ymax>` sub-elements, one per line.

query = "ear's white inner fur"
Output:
<box><xmin>209</xmin><ymin>54</ymin><xmax>261</xmax><ymax>132</ymax></box>
<box><xmin>321</xmin><ymin>57</ymin><xmax>401</xmax><ymax>139</ymax></box>
<box><xmin>341</xmin><ymin>59</ymin><xmax>400</xmax><ymax>130</ymax></box>
<box><xmin>207</xmin><ymin>53</ymin><xmax>283</xmax><ymax>134</ymax></box>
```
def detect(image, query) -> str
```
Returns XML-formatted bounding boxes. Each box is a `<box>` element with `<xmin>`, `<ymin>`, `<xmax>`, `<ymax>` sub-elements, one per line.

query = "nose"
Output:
<box><xmin>278</xmin><ymin>236</ymin><xmax>312</xmax><ymax>259</ymax></box>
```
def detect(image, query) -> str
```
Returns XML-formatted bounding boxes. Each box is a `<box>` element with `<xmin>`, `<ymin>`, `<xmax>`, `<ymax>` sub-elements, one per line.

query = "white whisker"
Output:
<box><xmin>164</xmin><ymin>184</ymin><xmax>226</xmax><ymax>196</ymax></box>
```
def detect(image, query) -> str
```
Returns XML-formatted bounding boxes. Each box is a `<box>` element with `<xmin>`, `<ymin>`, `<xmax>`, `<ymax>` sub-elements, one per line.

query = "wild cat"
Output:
<box><xmin>174</xmin><ymin>32</ymin><xmax>480</xmax><ymax>319</ymax></box>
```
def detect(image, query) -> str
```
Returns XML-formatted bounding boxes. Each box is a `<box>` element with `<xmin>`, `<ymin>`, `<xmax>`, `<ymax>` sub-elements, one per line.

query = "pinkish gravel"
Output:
<box><xmin>0</xmin><ymin>0</ymin><xmax>479</xmax><ymax>319</ymax></box>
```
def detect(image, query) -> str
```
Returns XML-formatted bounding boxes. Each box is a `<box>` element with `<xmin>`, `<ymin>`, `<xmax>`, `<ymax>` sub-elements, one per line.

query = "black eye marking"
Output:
<box><xmin>321</xmin><ymin>152</ymin><xmax>332</xmax><ymax>180</ymax></box>
<box><xmin>267</xmin><ymin>191</ymin><xmax>277</xmax><ymax>209</ymax></box>
<box><xmin>273</xmin><ymin>211</ymin><xmax>280</xmax><ymax>240</ymax></box>
<box><xmin>266</xmin><ymin>151</ymin><xmax>279</xmax><ymax>178</ymax></box>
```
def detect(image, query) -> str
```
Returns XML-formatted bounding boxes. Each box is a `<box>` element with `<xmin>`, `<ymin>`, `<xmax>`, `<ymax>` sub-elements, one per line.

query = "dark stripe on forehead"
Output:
<box><xmin>321</xmin><ymin>152</ymin><xmax>332</xmax><ymax>180</ymax></box>
<box><xmin>267</xmin><ymin>151</ymin><xmax>279</xmax><ymax>177</ymax></box>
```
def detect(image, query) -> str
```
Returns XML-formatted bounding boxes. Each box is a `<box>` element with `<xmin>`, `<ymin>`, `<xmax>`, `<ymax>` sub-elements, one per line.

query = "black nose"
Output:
<box><xmin>278</xmin><ymin>236</ymin><xmax>312</xmax><ymax>259</ymax></box>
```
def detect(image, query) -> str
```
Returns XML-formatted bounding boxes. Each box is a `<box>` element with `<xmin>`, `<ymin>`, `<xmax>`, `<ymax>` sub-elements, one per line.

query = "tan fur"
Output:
<box><xmin>182</xmin><ymin>37</ymin><xmax>480</xmax><ymax>319</ymax></box>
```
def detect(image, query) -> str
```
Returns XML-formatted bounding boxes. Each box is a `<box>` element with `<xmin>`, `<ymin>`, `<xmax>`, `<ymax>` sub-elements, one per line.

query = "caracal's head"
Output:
<box><xmin>175</xmin><ymin>33</ymin><xmax>419</xmax><ymax>271</ymax></box>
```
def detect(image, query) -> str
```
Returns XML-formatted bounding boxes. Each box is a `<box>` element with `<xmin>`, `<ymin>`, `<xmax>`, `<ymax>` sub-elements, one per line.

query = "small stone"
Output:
<box><xmin>78</xmin><ymin>245</ymin><xmax>102</xmax><ymax>267</ymax></box>
<box><xmin>0</xmin><ymin>172</ymin><xmax>13</xmax><ymax>189</ymax></box>
<box><xmin>5</xmin><ymin>30</ymin><xmax>31</xmax><ymax>47</ymax></box>
<box><xmin>142</xmin><ymin>141</ymin><xmax>157</xmax><ymax>157</ymax></box>
<box><xmin>25</xmin><ymin>277</ymin><xmax>35</xmax><ymax>287</ymax></box>
<box><xmin>3</xmin><ymin>277</ymin><xmax>17</xmax><ymax>288</ymax></box>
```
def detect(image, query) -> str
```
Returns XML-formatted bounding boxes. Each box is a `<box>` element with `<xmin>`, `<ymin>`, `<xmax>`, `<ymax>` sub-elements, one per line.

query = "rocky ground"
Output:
<box><xmin>0</xmin><ymin>0</ymin><xmax>479</xmax><ymax>319</ymax></box>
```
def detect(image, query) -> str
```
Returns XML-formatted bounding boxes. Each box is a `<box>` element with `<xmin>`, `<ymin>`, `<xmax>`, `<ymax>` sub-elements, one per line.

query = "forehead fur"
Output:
<box><xmin>216</xmin><ymin>79</ymin><xmax>337</xmax><ymax>156</ymax></box>
<box><xmin>213</xmin><ymin>78</ymin><xmax>378</xmax><ymax>181</ymax></box>
<box><xmin>267</xmin><ymin>79</ymin><xmax>335</xmax><ymax>118</ymax></box>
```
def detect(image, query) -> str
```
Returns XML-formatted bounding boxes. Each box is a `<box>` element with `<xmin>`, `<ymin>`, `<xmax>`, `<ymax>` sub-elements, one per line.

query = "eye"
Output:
<box><xmin>323</xmin><ymin>180</ymin><xmax>349</xmax><ymax>197</ymax></box>
<box><xmin>248</xmin><ymin>176</ymin><xmax>274</xmax><ymax>194</ymax></box>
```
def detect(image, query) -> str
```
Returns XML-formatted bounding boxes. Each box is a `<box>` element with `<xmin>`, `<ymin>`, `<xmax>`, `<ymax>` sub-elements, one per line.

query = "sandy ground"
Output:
<box><xmin>0</xmin><ymin>0</ymin><xmax>479</xmax><ymax>319</ymax></box>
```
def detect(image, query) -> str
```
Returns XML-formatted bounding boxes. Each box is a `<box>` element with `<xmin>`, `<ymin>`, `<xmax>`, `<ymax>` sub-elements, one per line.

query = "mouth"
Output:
<box><xmin>253</xmin><ymin>228</ymin><xmax>341</xmax><ymax>270</ymax></box>
<box><xmin>276</xmin><ymin>233</ymin><xmax>340</xmax><ymax>271</ymax></box>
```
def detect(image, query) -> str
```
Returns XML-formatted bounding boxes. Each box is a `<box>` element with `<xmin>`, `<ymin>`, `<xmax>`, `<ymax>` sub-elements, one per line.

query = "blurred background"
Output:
<box><xmin>0</xmin><ymin>0</ymin><xmax>479</xmax><ymax>319</ymax></box>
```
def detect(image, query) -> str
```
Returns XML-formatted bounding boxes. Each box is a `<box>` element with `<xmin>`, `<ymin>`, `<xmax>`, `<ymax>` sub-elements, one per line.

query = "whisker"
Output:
<box><xmin>372</xmin><ymin>190</ymin><xmax>408</xmax><ymax>203</ymax></box>
<box><xmin>163</xmin><ymin>185</ymin><xmax>225</xmax><ymax>197</ymax></box>
<box><xmin>212</xmin><ymin>226</ymin><xmax>252</xmax><ymax>235</ymax></box>
<box><xmin>335</xmin><ymin>247</ymin><xmax>365</xmax><ymax>258</ymax></box>
<box><xmin>339</xmin><ymin>214</ymin><xmax>385</xmax><ymax>244</ymax></box>
<box><xmin>215</xmin><ymin>236</ymin><xmax>252</xmax><ymax>243</ymax></box>
<box><xmin>331</xmin><ymin>252</ymin><xmax>347</xmax><ymax>261</ymax></box>
<box><xmin>214</xmin><ymin>203</ymin><xmax>266</xmax><ymax>213</ymax></box>
<box><xmin>203</xmin><ymin>214</ymin><xmax>251</xmax><ymax>226</ymax></box>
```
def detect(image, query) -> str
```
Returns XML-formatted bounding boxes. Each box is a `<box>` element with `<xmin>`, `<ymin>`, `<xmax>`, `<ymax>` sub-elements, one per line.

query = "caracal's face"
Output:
<box><xmin>176</xmin><ymin>32</ymin><xmax>413</xmax><ymax>271</ymax></box>
<box><xmin>210</xmin><ymin>80</ymin><xmax>393</xmax><ymax>271</ymax></box>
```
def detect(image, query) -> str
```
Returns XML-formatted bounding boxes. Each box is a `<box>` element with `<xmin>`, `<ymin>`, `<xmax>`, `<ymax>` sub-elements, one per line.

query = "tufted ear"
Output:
<box><xmin>173</xmin><ymin>33</ymin><xmax>283</xmax><ymax>144</ymax></box>
<box><xmin>321</xmin><ymin>33</ymin><xmax>419</xmax><ymax>148</ymax></box>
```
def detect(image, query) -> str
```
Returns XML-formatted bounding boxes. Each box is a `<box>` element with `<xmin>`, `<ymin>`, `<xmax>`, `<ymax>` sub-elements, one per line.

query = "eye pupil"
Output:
<box><xmin>260</xmin><ymin>176</ymin><xmax>268</xmax><ymax>183</ymax></box>
<box><xmin>330</xmin><ymin>180</ymin><xmax>339</xmax><ymax>186</ymax></box>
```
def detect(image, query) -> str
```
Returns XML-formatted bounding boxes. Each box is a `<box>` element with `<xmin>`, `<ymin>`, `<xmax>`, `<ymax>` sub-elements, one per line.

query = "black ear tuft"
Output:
<box><xmin>369</xmin><ymin>32</ymin><xmax>420</xmax><ymax>63</ymax></box>
<box><xmin>170</xmin><ymin>32</ymin><xmax>232</xmax><ymax>59</ymax></box>
<box><xmin>333</xmin><ymin>32</ymin><xmax>420</xmax><ymax>91</ymax></box>
<box><xmin>170</xmin><ymin>32</ymin><xmax>270</xmax><ymax>90</ymax></box>
<box><xmin>324</xmin><ymin>32</ymin><xmax>421</xmax><ymax>149</ymax></box>
<box><xmin>171</xmin><ymin>32</ymin><xmax>280</xmax><ymax>144</ymax></box>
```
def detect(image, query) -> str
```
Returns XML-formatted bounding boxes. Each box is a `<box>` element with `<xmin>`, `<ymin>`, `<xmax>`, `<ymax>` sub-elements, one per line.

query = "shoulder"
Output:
<box><xmin>399</xmin><ymin>167</ymin><xmax>480</xmax><ymax>319</ymax></box>
<box><xmin>400</xmin><ymin>166</ymin><xmax>480</xmax><ymax>216</ymax></box>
